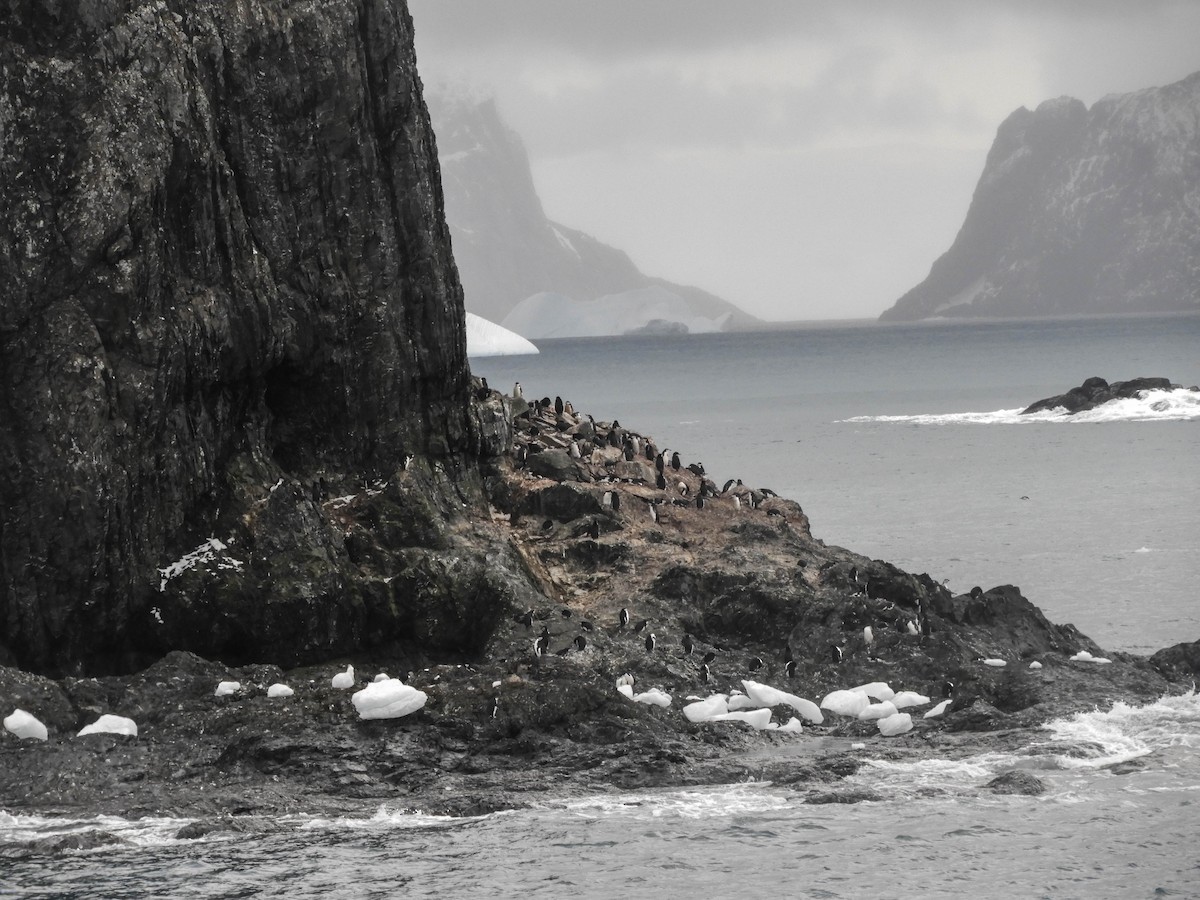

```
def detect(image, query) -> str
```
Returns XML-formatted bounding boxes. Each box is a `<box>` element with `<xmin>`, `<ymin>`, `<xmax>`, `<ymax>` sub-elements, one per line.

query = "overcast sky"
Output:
<box><xmin>408</xmin><ymin>1</ymin><xmax>1200</xmax><ymax>321</ymax></box>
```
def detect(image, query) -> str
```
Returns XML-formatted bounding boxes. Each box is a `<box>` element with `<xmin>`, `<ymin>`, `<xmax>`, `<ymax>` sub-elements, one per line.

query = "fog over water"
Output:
<box><xmin>410</xmin><ymin>1</ymin><xmax>1200</xmax><ymax>320</ymax></box>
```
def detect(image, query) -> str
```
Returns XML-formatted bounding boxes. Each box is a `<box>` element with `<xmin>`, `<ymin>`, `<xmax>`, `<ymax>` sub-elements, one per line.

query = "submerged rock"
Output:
<box><xmin>986</xmin><ymin>770</ymin><xmax>1046</xmax><ymax>795</ymax></box>
<box><xmin>1021</xmin><ymin>377</ymin><xmax>1180</xmax><ymax>415</ymax></box>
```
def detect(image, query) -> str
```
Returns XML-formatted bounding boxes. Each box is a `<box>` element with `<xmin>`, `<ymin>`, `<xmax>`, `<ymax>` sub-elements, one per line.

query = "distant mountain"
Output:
<box><xmin>881</xmin><ymin>72</ymin><xmax>1200</xmax><ymax>322</ymax></box>
<box><xmin>427</xmin><ymin>90</ymin><xmax>756</xmax><ymax>333</ymax></box>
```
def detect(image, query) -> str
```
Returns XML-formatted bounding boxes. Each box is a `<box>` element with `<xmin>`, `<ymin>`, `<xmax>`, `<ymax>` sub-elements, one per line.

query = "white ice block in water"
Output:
<box><xmin>742</xmin><ymin>680</ymin><xmax>824</xmax><ymax>724</ymax></box>
<box><xmin>214</xmin><ymin>680</ymin><xmax>240</xmax><ymax>697</ymax></box>
<box><xmin>632</xmin><ymin>688</ymin><xmax>672</xmax><ymax>708</ymax></box>
<box><xmin>332</xmin><ymin>665</ymin><xmax>355</xmax><ymax>689</ymax></box>
<box><xmin>78</xmin><ymin>714</ymin><xmax>138</xmax><ymax>738</ymax></box>
<box><xmin>267</xmin><ymin>683</ymin><xmax>295</xmax><ymax>698</ymax></box>
<box><xmin>683</xmin><ymin>695</ymin><xmax>729</xmax><ymax>723</ymax></box>
<box><xmin>821</xmin><ymin>689</ymin><xmax>870</xmax><ymax>717</ymax></box>
<box><xmin>4</xmin><ymin>709</ymin><xmax>48</xmax><ymax>741</ymax></box>
<box><xmin>982</xmin><ymin>658</ymin><xmax>1007</xmax><ymax>667</ymax></box>
<box><xmin>924</xmin><ymin>699</ymin><xmax>951</xmax><ymax>718</ymax></box>
<box><xmin>891</xmin><ymin>691</ymin><xmax>931</xmax><ymax>709</ymax></box>
<box><xmin>858</xmin><ymin>701</ymin><xmax>899</xmax><ymax>721</ymax></box>
<box><xmin>851</xmin><ymin>681</ymin><xmax>895</xmax><ymax>701</ymax></box>
<box><xmin>351</xmin><ymin>681</ymin><xmax>427</xmax><ymax>720</ymax></box>
<box><xmin>878</xmin><ymin>712</ymin><xmax>914</xmax><ymax>736</ymax></box>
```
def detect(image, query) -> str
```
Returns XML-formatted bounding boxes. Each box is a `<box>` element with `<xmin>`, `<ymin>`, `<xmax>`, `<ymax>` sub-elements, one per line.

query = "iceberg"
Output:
<box><xmin>351</xmin><ymin>681</ymin><xmax>428</xmax><ymax>720</ymax></box>
<box><xmin>501</xmin><ymin>286</ymin><xmax>732</xmax><ymax>340</ymax></box>
<box><xmin>464</xmin><ymin>312</ymin><xmax>539</xmax><ymax>358</ymax></box>
<box><xmin>4</xmin><ymin>709</ymin><xmax>48</xmax><ymax>741</ymax></box>
<box><xmin>78</xmin><ymin>714</ymin><xmax>138</xmax><ymax>738</ymax></box>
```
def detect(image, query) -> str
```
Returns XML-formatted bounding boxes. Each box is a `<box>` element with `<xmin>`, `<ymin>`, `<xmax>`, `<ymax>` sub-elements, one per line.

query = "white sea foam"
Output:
<box><xmin>0</xmin><ymin>811</ymin><xmax>193</xmax><ymax>848</ymax></box>
<box><xmin>563</xmin><ymin>784</ymin><xmax>787</xmax><ymax>820</ymax></box>
<box><xmin>298</xmin><ymin>804</ymin><xmax>482</xmax><ymax>832</ymax></box>
<box><xmin>840</xmin><ymin>388</ymin><xmax>1200</xmax><ymax>425</ymax></box>
<box><xmin>1038</xmin><ymin>689</ymin><xmax>1200</xmax><ymax>770</ymax></box>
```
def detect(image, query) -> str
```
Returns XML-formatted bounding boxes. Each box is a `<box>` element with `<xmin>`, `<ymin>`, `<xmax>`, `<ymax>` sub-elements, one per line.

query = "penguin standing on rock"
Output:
<box><xmin>633</xmin><ymin>618</ymin><xmax>650</xmax><ymax>634</ymax></box>
<box><xmin>700</xmin><ymin>664</ymin><xmax>710</xmax><ymax>684</ymax></box>
<box><xmin>619</xmin><ymin>607</ymin><xmax>630</xmax><ymax>630</ymax></box>
<box><xmin>671</xmin><ymin>451</ymin><xmax>682</xmax><ymax>471</ymax></box>
<box><xmin>748</xmin><ymin>656</ymin><xmax>764</xmax><ymax>672</ymax></box>
<box><xmin>681</xmin><ymin>634</ymin><xmax>694</xmax><ymax>656</ymax></box>
<box><xmin>830</xmin><ymin>645</ymin><xmax>843</xmax><ymax>664</ymax></box>
<box><xmin>645</xmin><ymin>633</ymin><xmax>656</xmax><ymax>653</ymax></box>
<box><xmin>785</xmin><ymin>659</ymin><xmax>797</xmax><ymax>678</ymax></box>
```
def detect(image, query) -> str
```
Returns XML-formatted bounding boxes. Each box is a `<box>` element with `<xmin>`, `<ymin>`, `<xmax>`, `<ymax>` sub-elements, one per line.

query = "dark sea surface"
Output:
<box><xmin>3</xmin><ymin>315</ymin><xmax>1198</xmax><ymax>898</ymax></box>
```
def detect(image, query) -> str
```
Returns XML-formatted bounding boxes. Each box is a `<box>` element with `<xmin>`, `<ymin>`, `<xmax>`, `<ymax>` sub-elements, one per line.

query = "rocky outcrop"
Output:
<box><xmin>427</xmin><ymin>91</ymin><xmax>755</xmax><ymax>330</ymax></box>
<box><xmin>0</xmin><ymin>0</ymin><xmax>506</xmax><ymax>675</ymax></box>
<box><xmin>1021</xmin><ymin>376</ymin><xmax>1184</xmax><ymax>414</ymax></box>
<box><xmin>881</xmin><ymin>72</ymin><xmax>1200</xmax><ymax>321</ymax></box>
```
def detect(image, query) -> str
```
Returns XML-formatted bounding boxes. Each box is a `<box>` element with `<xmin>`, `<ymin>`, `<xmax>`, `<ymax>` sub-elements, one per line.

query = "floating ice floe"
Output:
<box><xmin>820</xmin><ymin>689</ymin><xmax>871</xmax><ymax>718</ymax></box>
<box><xmin>631</xmin><ymin>688</ymin><xmax>672</xmax><ymax>708</ymax></box>
<box><xmin>850</xmin><ymin>681</ymin><xmax>895</xmax><ymax>701</ymax></box>
<box><xmin>858</xmin><ymin>701</ymin><xmax>899</xmax><ymax>721</ymax></box>
<box><xmin>1029</xmin><ymin>661</ymin><xmax>1044</xmax><ymax>670</ymax></box>
<box><xmin>891</xmin><ymin>691</ymin><xmax>931</xmax><ymax>709</ymax></box>
<box><xmin>878</xmin><ymin>712</ymin><xmax>914</xmax><ymax>736</ymax></box>
<box><xmin>924</xmin><ymin>700</ymin><xmax>951</xmax><ymax>718</ymax></box>
<box><xmin>78</xmin><ymin>714</ymin><xmax>137</xmax><ymax>738</ymax></box>
<box><xmin>214</xmin><ymin>681</ymin><xmax>241</xmax><ymax>697</ymax></box>
<box><xmin>982</xmin><ymin>658</ymin><xmax>1007</xmax><ymax>667</ymax></box>
<box><xmin>332</xmin><ymin>665</ymin><xmax>356</xmax><ymax>689</ymax></box>
<box><xmin>267</xmin><ymin>684</ymin><xmax>294</xmax><ymax>699</ymax></box>
<box><xmin>742</xmin><ymin>680</ymin><xmax>823</xmax><ymax>724</ymax></box>
<box><xmin>351</xmin><ymin>681</ymin><xmax>427</xmax><ymax>720</ymax></box>
<box><xmin>1070</xmin><ymin>651</ymin><xmax>1112</xmax><ymax>664</ymax></box>
<box><xmin>4</xmin><ymin>709</ymin><xmax>48</xmax><ymax>741</ymax></box>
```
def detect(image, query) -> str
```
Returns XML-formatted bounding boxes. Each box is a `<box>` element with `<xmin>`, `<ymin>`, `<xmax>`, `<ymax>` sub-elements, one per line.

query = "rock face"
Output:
<box><xmin>881</xmin><ymin>72</ymin><xmax>1200</xmax><ymax>321</ymax></box>
<box><xmin>0</xmin><ymin>0</ymin><xmax>503</xmax><ymax>675</ymax></box>
<box><xmin>427</xmin><ymin>91</ymin><xmax>755</xmax><ymax>331</ymax></box>
<box><xmin>1021</xmin><ymin>376</ymin><xmax>1181</xmax><ymax>415</ymax></box>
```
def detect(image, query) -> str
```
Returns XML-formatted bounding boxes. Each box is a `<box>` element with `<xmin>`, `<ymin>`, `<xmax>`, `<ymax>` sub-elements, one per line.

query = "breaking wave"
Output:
<box><xmin>842</xmin><ymin>388</ymin><xmax>1200</xmax><ymax>425</ymax></box>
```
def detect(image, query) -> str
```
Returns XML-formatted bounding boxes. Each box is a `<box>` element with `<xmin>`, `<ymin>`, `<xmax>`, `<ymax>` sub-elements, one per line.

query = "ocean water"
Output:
<box><xmin>3</xmin><ymin>315</ymin><xmax>1199</xmax><ymax>897</ymax></box>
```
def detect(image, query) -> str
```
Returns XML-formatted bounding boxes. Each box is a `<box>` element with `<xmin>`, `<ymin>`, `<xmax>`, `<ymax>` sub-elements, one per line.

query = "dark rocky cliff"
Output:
<box><xmin>881</xmin><ymin>72</ymin><xmax>1200</xmax><ymax>321</ymax></box>
<box><xmin>0</xmin><ymin>0</ymin><xmax>512</xmax><ymax>675</ymax></box>
<box><xmin>427</xmin><ymin>91</ymin><xmax>756</xmax><ymax>329</ymax></box>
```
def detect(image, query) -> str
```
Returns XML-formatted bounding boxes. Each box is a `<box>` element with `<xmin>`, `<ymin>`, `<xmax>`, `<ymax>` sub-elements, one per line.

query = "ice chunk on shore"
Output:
<box><xmin>351</xmin><ymin>681</ymin><xmax>427</xmax><ymax>720</ymax></box>
<box><xmin>707</xmin><ymin>709</ymin><xmax>773</xmax><ymax>730</ymax></box>
<box><xmin>332</xmin><ymin>665</ymin><xmax>355</xmax><ymax>689</ymax></box>
<box><xmin>4</xmin><ymin>709</ymin><xmax>47</xmax><ymax>741</ymax></box>
<box><xmin>924</xmin><ymin>700</ymin><xmax>951</xmax><ymax>718</ymax></box>
<box><xmin>214</xmin><ymin>681</ymin><xmax>240</xmax><ymax>697</ymax></box>
<box><xmin>78</xmin><ymin>715</ymin><xmax>138</xmax><ymax>738</ymax></box>
<box><xmin>617</xmin><ymin>684</ymin><xmax>635</xmax><ymax>700</ymax></box>
<box><xmin>373</xmin><ymin>673</ymin><xmax>391</xmax><ymax>683</ymax></box>
<box><xmin>858</xmin><ymin>701</ymin><xmax>899</xmax><ymax>721</ymax></box>
<box><xmin>465</xmin><ymin>312</ymin><xmax>539</xmax><ymax>358</ymax></box>
<box><xmin>852</xmin><ymin>681</ymin><xmax>895</xmax><ymax>701</ymax></box>
<box><xmin>982</xmin><ymin>658</ymin><xmax>1007</xmax><ymax>667</ymax></box>
<box><xmin>267</xmin><ymin>684</ymin><xmax>295</xmax><ymax>698</ymax></box>
<box><xmin>1070</xmin><ymin>651</ymin><xmax>1112</xmax><ymax>664</ymax></box>
<box><xmin>878</xmin><ymin>712</ymin><xmax>914</xmax><ymax>736</ymax></box>
<box><xmin>632</xmin><ymin>689</ymin><xmax>672</xmax><ymax>708</ymax></box>
<box><xmin>727</xmin><ymin>693</ymin><xmax>759</xmax><ymax>711</ymax></box>
<box><xmin>742</xmin><ymin>680</ymin><xmax>823</xmax><ymax>723</ymax></box>
<box><xmin>1029</xmin><ymin>661</ymin><xmax>1043</xmax><ymax>670</ymax></box>
<box><xmin>777</xmin><ymin>717</ymin><xmax>804</xmax><ymax>734</ymax></box>
<box><xmin>821</xmin><ymin>689</ymin><xmax>870</xmax><ymax>717</ymax></box>
<box><xmin>891</xmin><ymin>691</ymin><xmax>931</xmax><ymax>709</ymax></box>
<box><xmin>683</xmin><ymin>695</ymin><xmax>729</xmax><ymax>723</ymax></box>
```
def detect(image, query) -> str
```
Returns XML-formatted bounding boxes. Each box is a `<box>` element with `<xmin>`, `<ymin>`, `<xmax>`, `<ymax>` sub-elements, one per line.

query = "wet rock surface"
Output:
<box><xmin>1021</xmin><ymin>376</ymin><xmax>1187</xmax><ymax>415</ymax></box>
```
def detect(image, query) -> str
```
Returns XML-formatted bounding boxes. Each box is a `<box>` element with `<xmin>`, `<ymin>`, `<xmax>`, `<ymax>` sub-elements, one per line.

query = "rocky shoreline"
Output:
<box><xmin>3</xmin><ymin>386</ymin><xmax>1195</xmax><ymax>837</ymax></box>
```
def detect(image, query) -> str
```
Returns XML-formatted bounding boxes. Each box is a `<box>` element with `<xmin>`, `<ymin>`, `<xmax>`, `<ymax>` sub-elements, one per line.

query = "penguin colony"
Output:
<box><xmin>489</xmin><ymin>382</ymin><xmax>955</xmax><ymax>708</ymax></box>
